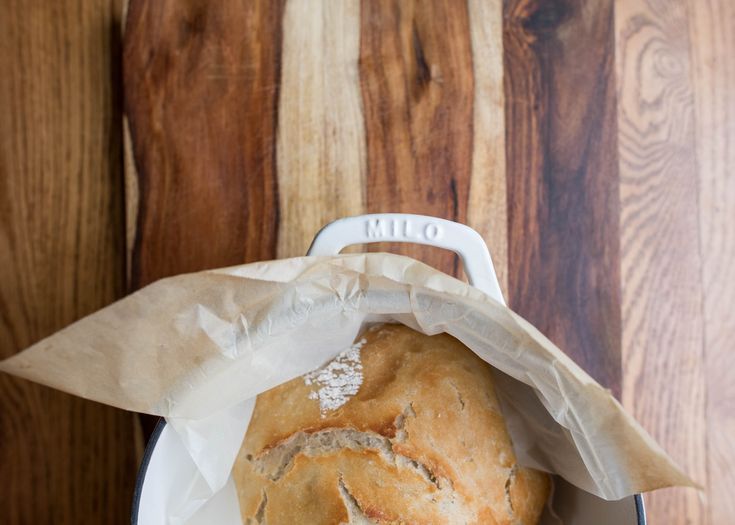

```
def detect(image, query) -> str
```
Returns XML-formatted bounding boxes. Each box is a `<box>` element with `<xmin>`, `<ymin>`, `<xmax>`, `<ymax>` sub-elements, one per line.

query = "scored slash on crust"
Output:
<box><xmin>248</xmin><ymin>404</ymin><xmax>447</xmax><ymax>491</ymax></box>
<box><xmin>337</xmin><ymin>477</ymin><xmax>374</xmax><ymax>525</ymax></box>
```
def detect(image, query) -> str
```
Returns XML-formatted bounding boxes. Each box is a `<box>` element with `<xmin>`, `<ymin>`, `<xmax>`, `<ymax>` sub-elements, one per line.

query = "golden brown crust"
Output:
<box><xmin>233</xmin><ymin>324</ymin><xmax>550</xmax><ymax>524</ymax></box>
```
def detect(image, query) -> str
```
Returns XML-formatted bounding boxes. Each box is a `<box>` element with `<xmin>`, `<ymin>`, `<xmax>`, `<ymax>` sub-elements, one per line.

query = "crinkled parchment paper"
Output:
<box><xmin>0</xmin><ymin>253</ymin><xmax>695</xmax><ymax>523</ymax></box>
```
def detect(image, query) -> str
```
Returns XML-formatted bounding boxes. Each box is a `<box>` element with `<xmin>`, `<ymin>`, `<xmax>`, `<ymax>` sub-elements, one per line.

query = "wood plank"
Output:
<box><xmin>467</xmin><ymin>0</ymin><xmax>508</xmax><ymax>295</ymax></box>
<box><xmin>123</xmin><ymin>0</ymin><xmax>284</xmax><ymax>288</ymax></box>
<box><xmin>688</xmin><ymin>0</ymin><xmax>735</xmax><ymax>522</ymax></box>
<box><xmin>275</xmin><ymin>0</ymin><xmax>366</xmax><ymax>259</ymax></box>
<box><xmin>615</xmin><ymin>2</ymin><xmax>708</xmax><ymax>523</ymax></box>
<box><xmin>359</xmin><ymin>0</ymin><xmax>476</xmax><ymax>277</ymax></box>
<box><xmin>504</xmin><ymin>0</ymin><xmax>622</xmax><ymax>394</ymax></box>
<box><xmin>0</xmin><ymin>0</ymin><xmax>140</xmax><ymax>522</ymax></box>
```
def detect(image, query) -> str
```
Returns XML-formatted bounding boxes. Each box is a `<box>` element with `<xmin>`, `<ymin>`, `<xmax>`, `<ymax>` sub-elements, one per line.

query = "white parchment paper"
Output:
<box><xmin>0</xmin><ymin>253</ymin><xmax>695</xmax><ymax>523</ymax></box>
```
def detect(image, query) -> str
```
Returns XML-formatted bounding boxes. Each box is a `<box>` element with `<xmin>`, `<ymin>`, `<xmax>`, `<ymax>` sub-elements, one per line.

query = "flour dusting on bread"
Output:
<box><xmin>305</xmin><ymin>338</ymin><xmax>366</xmax><ymax>416</ymax></box>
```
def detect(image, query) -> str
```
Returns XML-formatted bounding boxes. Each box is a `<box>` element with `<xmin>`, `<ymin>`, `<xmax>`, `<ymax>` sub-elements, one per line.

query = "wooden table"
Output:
<box><xmin>1</xmin><ymin>0</ymin><xmax>732</xmax><ymax>523</ymax></box>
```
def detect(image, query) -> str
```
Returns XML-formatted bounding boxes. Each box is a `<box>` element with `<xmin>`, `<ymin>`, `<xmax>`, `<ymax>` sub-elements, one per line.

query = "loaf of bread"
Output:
<box><xmin>233</xmin><ymin>324</ymin><xmax>550</xmax><ymax>524</ymax></box>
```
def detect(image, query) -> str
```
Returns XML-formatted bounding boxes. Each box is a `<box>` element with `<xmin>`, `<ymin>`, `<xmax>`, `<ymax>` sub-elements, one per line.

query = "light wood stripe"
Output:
<box><xmin>275</xmin><ymin>0</ymin><xmax>366</xmax><ymax>258</ymax></box>
<box><xmin>615</xmin><ymin>1</ymin><xmax>707</xmax><ymax>522</ymax></box>
<box><xmin>123</xmin><ymin>115</ymin><xmax>138</xmax><ymax>289</ymax></box>
<box><xmin>688</xmin><ymin>0</ymin><xmax>735</xmax><ymax>522</ymax></box>
<box><xmin>467</xmin><ymin>0</ymin><xmax>507</xmax><ymax>296</ymax></box>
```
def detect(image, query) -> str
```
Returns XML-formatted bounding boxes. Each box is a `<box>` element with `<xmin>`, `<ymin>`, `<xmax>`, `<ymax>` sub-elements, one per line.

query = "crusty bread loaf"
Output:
<box><xmin>233</xmin><ymin>324</ymin><xmax>550</xmax><ymax>524</ymax></box>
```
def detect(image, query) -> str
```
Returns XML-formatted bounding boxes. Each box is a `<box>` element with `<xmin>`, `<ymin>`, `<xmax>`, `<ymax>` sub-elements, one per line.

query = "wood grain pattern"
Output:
<box><xmin>615</xmin><ymin>1</ymin><xmax>708</xmax><ymax>522</ymax></box>
<box><xmin>688</xmin><ymin>0</ymin><xmax>735</xmax><ymax>522</ymax></box>
<box><xmin>504</xmin><ymin>0</ymin><xmax>622</xmax><ymax>395</ymax></box>
<box><xmin>124</xmin><ymin>0</ymin><xmax>509</xmax><ymax>280</ymax></box>
<box><xmin>4</xmin><ymin>0</ymin><xmax>732</xmax><ymax>522</ymax></box>
<box><xmin>275</xmin><ymin>0</ymin><xmax>366</xmax><ymax>259</ymax></box>
<box><xmin>0</xmin><ymin>0</ymin><xmax>140</xmax><ymax>522</ymax></box>
<box><xmin>123</xmin><ymin>0</ymin><xmax>284</xmax><ymax>288</ymax></box>
<box><xmin>359</xmin><ymin>0</ymin><xmax>476</xmax><ymax>276</ymax></box>
<box><xmin>468</xmin><ymin>0</ymin><xmax>508</xmax><ymax>295</ymax></box>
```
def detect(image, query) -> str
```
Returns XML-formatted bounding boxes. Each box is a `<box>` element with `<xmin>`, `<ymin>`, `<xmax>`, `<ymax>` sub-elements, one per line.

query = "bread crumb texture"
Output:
<box><xmin>234</xmin><ymin>324</ymin><xmax>550</xmax><ymax>524</ymax></box>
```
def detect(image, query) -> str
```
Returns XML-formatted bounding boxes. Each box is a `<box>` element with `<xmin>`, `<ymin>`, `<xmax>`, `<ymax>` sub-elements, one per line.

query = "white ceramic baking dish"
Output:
<box><xmin>131</xmin><ymin>213</ymin><xmax>646</xmax><ymax>525</ymax></box>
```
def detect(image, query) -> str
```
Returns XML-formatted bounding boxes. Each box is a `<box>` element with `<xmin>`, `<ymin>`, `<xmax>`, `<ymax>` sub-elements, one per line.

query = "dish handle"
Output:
<box><xmin>307</xmin><ymin>213</ymin><xmax>505</xmax><ymax>305</ymax></box>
